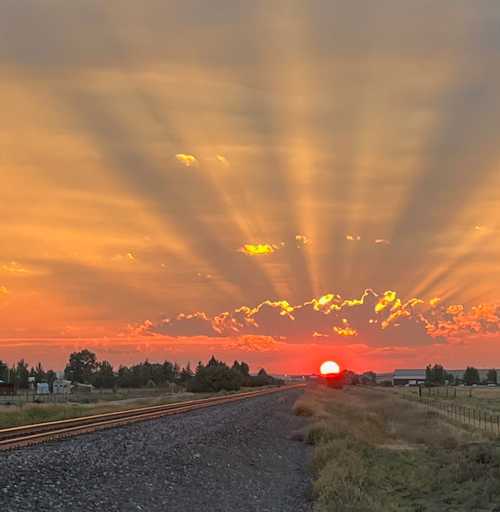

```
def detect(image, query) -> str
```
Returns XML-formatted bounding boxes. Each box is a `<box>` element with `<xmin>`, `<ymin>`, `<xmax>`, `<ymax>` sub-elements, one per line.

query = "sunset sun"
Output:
<box><xmin>320</xmin><ymin>360</ymin><xmax>340</xmax><ymax>376</ymax></box>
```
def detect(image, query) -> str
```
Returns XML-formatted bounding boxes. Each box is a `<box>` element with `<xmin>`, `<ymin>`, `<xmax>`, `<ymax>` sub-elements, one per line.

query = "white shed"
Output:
<box><xmin>36</xmin><ymin>382</ymin><xmax>50</xmax><ymax>394</ymax></box>
<box><xmin>53</xmin><ymin>379</ymin><xmax>72</xmax><ymax>394</ymax></box>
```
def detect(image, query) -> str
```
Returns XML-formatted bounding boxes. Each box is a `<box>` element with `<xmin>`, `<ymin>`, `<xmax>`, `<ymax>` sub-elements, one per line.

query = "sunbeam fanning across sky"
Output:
<box><xmin>1</xmin><ymin>0</ymin><xmax>499</xmax><ymax>373</ymax></box>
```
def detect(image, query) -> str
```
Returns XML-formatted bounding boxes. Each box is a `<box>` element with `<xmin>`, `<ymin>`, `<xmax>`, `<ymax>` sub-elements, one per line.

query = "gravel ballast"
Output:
<box><xmin>0</xmin><ymin>389</ymin><xmax>311</xmax><ymax>512</ymax></box>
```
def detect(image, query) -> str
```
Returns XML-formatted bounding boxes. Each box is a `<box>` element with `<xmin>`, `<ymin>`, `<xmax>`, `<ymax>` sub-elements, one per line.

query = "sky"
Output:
<box><xmin>1</xmin><ymin>0</ymin><xmax>500</xmax><ymax>374</ymax></box>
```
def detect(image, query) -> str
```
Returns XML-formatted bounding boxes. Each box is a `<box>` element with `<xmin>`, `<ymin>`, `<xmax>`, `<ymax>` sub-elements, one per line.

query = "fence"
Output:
<box><xmin>400</xmin><ymin>386</ymin><xmax>500</xmax><ymax>435</ymax></box>
<box><xmin>420</xmin><ymin>397</ymin><xmax>500</xmax><ymax>435</ymax></box>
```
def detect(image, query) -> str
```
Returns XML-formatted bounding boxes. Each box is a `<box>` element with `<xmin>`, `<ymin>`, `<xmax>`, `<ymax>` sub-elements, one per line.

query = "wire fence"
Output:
<box><xmin>400</xmin><ymin>387</ymin><xmax>500</xmax><ymax>435</ymax></box>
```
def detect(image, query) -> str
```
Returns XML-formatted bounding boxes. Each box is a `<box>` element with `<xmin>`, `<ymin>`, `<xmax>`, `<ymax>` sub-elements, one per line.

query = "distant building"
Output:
<box><xmin>393</xmin><ymin>369</ymin><xmax>426</xmax><ymax>386</ymax></box>
<box><xmin>375</xmin><ymin>372</ymin><xmax>394</xmax><ymax>384</ymax></box>
<box><xmin>53</xmin><ymin>379</ymin><xmax>72</xmax><ymax>394</ymax></box>
<box><xmin>36</xmin><ymin>383</ymin><xmax>50</xmax><ymax>395</ymax></box>
<box><xmin>72</xmin><ymin>382</ymin><xmax>93</xmax><ymax>393</ymax></box>
<box><xmin>0</xmin><ymin>382</ymin><xmax>15</xmax><ymax>395</ymax></box>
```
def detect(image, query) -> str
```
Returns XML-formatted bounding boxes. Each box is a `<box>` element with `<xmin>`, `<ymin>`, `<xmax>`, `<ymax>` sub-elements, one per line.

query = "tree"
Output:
<box><xmin>487</xmin><ymin>369</ymin><xmax>498</xmax><ymax>385</ymax></box>
<box><xmin>93</xmin><ymin>361</ymin><xmax>115</xmax><ymax>389</ymax></box>
<box><xmin>12</xmin><ymin>359</ymin><xmax>30</xmax><ymax>388</ymax></box>
<box><xmin>178</xmin><ymin>362</ymin><xmax>194</xmax><ymax>384</ymax></box>
<box><xmin>232</xmin><ymin>360</ymin><xmax>250</xmax><ymax>377</ymax></box>
<box><xmin>0</xmin><ymin>360</ymin><xmax>8</xmax><ymax>382</ymax></box>
<box><xmin>46</xmin><ymin>370</ymin><xmax>57</xmax><ymax>392</ymax></box>
<box><xmin>33</xmin><ymin>362</ymin><xmax>46</xmax><ymax>383</ymax></box>
<box><xmin>463</xmin><ymin>366</ymin><xmax>480</xmax><ymax>386</ymax></box>
<box><xmin>188</xmin><ymin>358</ymin><xmax>243</xmax><ymax>392</ymax></box>
<box><xmin>64</xmin><ymin>349</ymin><xmax>98</xmax><ymax>383</ymax></box>
<box><xmin>425</xmin><ymin>364</ymin><xmax>448</xmax><ymax>386</ymax></box>
<box><xmin>162</xmin><ymin>361</ymin><xmax>176</xmax><ymax>383</ymax></box>
<box><xmin>360</xmin><ymin>371</ymin><xmax>376</xmax><ymax>385</ymax></box>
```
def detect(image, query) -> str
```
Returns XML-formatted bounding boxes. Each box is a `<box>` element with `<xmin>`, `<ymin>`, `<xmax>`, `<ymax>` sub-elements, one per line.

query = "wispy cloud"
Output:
<box><xmin>175</xmin><ymin>153</ymin><xmax>198</xmax><ymax>167</ymax></box>
<box><xmin>238</xmin><ymin>243</ymin><xmax>280</xmax><ymax>256</ymax></box>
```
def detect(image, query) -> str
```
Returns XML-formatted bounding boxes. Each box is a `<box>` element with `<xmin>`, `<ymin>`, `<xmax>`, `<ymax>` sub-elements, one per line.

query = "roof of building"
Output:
<box><xmin>393</xmin><ymin>369</ymin><xmax>426</xmax><ymax>379</ymax></box>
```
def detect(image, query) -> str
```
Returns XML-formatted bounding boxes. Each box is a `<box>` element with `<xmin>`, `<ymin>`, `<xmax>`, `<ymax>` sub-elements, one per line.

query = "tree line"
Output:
<box><xmin>425</xmin><ymin>364</ymin><xmax>497</xmax><ymax>386</ymax></box>
<box><xmin>0</xmin><ymin>349</ymin><xmax>282</xmax><ymax>392</ymax></box>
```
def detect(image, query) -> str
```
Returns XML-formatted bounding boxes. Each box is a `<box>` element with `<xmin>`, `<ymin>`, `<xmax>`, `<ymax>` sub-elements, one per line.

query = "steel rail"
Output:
<box><xmin>0</xmin><ymin>384</ymin><xmax>305</xmax><ymax>451</ymax></box>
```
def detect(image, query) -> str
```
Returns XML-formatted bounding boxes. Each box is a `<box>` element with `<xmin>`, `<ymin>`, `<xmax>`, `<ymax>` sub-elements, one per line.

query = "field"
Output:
<box><xmin>395</xmin><ymin>385</ymin><xmax>500</xmax><ymax>415</ymax></box>
<box><xmin>0</xmin><ymin>385</ymin><xmax>279</xmax><ymax>429</ymax></box>
<box><xmin>0</xmin><ymin>390</ymin><xmax>214</xmax><ymax>429</ymax></box>
<box><xmin>293</xmin><ymin>384</ymin><xmax>500</xmax><ymax>512</ymax></box>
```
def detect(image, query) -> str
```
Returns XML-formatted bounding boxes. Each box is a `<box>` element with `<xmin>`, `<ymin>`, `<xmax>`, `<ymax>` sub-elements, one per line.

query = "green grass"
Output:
<box><xmin>294</xmin><ymin>385</ymin><xmax>500</xmax><ymax>512</ymax></box>
<box><xmin>0</xmin><ymin>385</ymin><xmax>275</xmax><ymax>429</ymax></box>
<box><xmin>0</xmin><ymin>391</ymin><xmax>210</xmax><ymax>429</ymax></box>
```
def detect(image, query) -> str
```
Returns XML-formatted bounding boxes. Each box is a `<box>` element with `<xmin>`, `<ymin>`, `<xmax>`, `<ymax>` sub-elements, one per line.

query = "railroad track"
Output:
<box><xmin>0</xmin><ymin>384</ymin><xmax>305</xmax><ymax>451</ymax></box>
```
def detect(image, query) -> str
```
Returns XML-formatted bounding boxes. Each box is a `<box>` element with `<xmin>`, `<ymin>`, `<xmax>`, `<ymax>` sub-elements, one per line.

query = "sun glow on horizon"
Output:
<box><xmin>320</xmin><ymin>360</ymin><xmax>341</xmax><ymax>375</ymax></box>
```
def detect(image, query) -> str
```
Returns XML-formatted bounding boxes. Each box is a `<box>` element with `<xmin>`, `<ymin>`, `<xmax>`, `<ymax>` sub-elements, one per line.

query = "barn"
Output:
<box><xmin>393</xmin><ymin>369</ymin><xmax>426</xmax><ymax>386</ymax></box>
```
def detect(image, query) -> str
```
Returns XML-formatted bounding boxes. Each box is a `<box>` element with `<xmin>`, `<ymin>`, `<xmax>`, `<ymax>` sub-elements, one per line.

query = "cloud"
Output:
<box><xmin>239</xmin><ymin>235</ymin><xmax>311</xmax><ymax>256</ymax></box>
<box><xmin>175</xmin><ymin>153</ymin><xmax>198</xmax><ymax>167</ymax></box>
<box><xmin>346</xmin><ymin>234</ymin><xmax>361</xmax><ymax>241</ymax></box>
<box><xmin>215</xmin><ymin>154</ymin><xmax>230</xmax><ymax>167</ymax></box>
<box><xmin>238</xmin><ymin>243</ymin><xmax>280</xmax><ymax>256</ymax></box>
<box><xmin>132</xmin><ymin>290</ymin><xmax>500</xmax><ymax>350</ymax></box>
<box><xmin>375</xmin><ymin>239</ymin><xmax>391</xmax><ymax>245</ymax></box>
<box><xmin>131</xmin><ymin>289</ymin><xmax>430</xmax><ymax>346</ymax></box>
<box><xmin>295</xmin><ymin>235</ymin><xmax>311</xmax><ymax>247</ymax></box>
<box><xmin>0</xmin><ymin>286</ymin><xmax>8</xmax><ymax>295</ymax></box>
<box><xmin>111</xmin><ymin>252</ymin><xmax>137</xmax><ymax>263</ymax></box>
<box><xmin>424</xmin><ymin>303</ymin><xmax>500</xmax><ymax>341</ymax></box>
<box><xmin>225</xmin><ymin>335</ymin><xmax>282</xmax><ymax>352</ymax></box>
<box><xmin>1</xmin><ymin>261</ymin><xmax>27</xmax><ymax>274</ymax></box>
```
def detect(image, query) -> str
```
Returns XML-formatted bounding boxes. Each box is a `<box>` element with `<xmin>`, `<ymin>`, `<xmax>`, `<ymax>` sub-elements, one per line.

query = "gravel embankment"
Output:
<box><xmin>0</xmin><ymin>389</ymin><xmax>311</xmax><ymax>512</ymax></box>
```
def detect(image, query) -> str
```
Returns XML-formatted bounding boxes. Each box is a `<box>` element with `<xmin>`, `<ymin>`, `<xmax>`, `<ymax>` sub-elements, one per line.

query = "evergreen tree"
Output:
<box><xmin>487</xmin><ymin>369</ymin><xmax>498</xmax><ymax>385</ymax></box>
<box><xmin>463</xmin><ymin>366</ymin><xmax>480</xmax><ymax>386</ymax></box>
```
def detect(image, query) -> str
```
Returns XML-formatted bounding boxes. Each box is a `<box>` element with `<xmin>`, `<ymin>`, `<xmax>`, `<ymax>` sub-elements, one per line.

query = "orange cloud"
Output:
<box><xmin>239</xmin><ymin>243</ymin><xmax>279</xmax><ymax>256</ymax></box>
<box><xmin>333</xmin><ymin>319</ymin><xmax>357</xmax><ymax>336</ymax></box>
<box><xmin>175</xmin><ymin>153</ymin><xmax>198</xmax><ymax>167</ymax></box>
<box><xmin>1</xmin><ymin>261</ymin><xmax>27</xmax><ymax>274</ymax></box>
<box><xmin>215</xmin><ymin>154</ymin><xmax>230</xmax><ymax>167</ymax></box>
<box><xmin>295</xmin><ymin>234</ymin><xmax>311</xmax><ymax>246</ymax></box>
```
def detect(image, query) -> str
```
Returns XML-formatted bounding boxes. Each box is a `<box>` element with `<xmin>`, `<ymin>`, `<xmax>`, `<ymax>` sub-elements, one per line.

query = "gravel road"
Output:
<box><xmin>0</xmin><ymin>389</ymin><xmax>312</xmax><ymax>512</ymax></box>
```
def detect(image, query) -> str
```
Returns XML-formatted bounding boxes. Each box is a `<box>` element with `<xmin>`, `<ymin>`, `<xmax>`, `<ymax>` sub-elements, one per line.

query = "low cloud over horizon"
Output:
<box><xmin>127</xmin><ymin>290</ymin><xmax>500</xmax><ymax>367</ymax></box>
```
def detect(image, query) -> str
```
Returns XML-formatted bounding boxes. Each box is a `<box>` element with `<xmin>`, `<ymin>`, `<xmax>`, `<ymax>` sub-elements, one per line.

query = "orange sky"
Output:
<box><xmin>1</xmin><ymin>1</ymin><xmax>499</xmax><ymax>373</ymax></box>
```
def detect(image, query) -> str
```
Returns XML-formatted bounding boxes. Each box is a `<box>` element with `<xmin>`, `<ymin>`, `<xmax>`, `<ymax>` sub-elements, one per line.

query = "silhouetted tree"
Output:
<box><xmin>463</xmin><ymin>367</ymin><xmax>480</xmax><ymax>386</ymax></box>
<box><xmin>188</xmin><ymin>358</ymin><xmax>243</xmax><ymax>392</ymax></box>
<box><xmin>65</xmin><ymin>349</ymin><xmax>98</xmax><ymax>383</ymax></box>
<box><xmin>0</xmin><ymin>360</ymin><xmax>8</xmax><ymax>382</ymax></box>
<box><xmin>425</xmin><ymin>364</ymin><xmax>447</xmax><ymax>386</ymax></box>
<box><xmin>360</xmin><ymin>371</ymin><xmax>377</xmax><ymax>385</ymax></box>
<box><xmin>11</xmin><ymin>359</ymin><xmax>30</xmax><ymax>389</ymax></box>
<box><xmin>487</xmin><ymin>369</ymin><xmax>498</xmax><ymax>385</ymax></box>
<box><xmin>33</xmin><ymin>362</ymin><xmax>46</xmax><ymax>383</ymax></box>
<box><xmin>93</xmin><ymin>360</ymin><xmax>116</xmax><ymax>388</ymax></box>
<box><xmin>178</xmin><ymin>362</ymin><xmax>194</xmax><ymax>384</ymax></box>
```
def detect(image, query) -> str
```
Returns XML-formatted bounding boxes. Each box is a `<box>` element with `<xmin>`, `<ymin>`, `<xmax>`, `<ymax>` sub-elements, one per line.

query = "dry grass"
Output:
<box><xmin>395</xmin><ymin>385</ymin><xmax>500</xmax><ymax>415</ymax></box>
<box><xmin>294</xmin><ymin>384</ymin><xmax>500</xmax><ymax>512</ymax></box>
<box><xmin>0</xmin><ymin>391</ymin><xmax>217</xmax><ymax>429</ymax></box>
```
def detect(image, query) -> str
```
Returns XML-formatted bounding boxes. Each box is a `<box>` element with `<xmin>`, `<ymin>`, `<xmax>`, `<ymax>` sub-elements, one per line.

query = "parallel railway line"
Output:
<box><xmin>0</xmin><ymin>384</ymin><xmax>305</xmax><ymax>451</ymax></box>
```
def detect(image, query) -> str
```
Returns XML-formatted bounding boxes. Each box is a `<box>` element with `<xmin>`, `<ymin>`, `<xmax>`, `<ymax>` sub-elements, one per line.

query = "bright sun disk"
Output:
<box><xmin>320</xmin><ymin>360</ymin><xmax>340</xmax><ymax>375</ymax></box>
